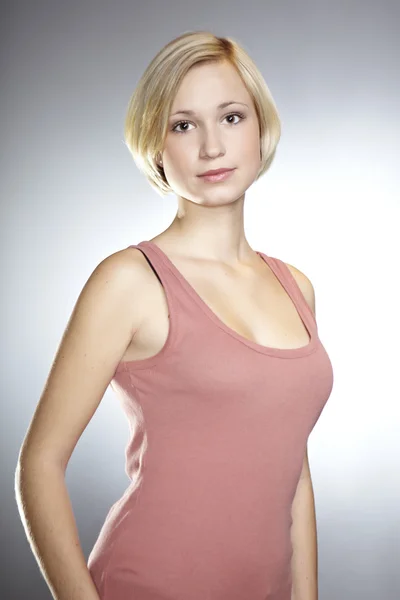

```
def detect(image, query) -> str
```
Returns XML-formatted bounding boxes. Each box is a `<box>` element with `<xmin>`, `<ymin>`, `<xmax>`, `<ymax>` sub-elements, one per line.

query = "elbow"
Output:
<box><xmin>15</xmin><ymin>447</ymin><xmax>66</xmax><ymax>483</ymax></box>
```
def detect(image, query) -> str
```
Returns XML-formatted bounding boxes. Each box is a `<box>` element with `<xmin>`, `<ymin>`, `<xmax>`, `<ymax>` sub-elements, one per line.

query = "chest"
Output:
<box><xmin>123</xmin><ymin>257</ymin><xmax>312</xmax><ymax>364</ymax></box>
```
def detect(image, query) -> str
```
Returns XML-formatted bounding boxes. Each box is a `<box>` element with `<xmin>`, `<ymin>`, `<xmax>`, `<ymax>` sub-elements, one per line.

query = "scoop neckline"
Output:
<box><xmin>138</xmin><ymin>240</ymin><xmax>318</xmax><ymax>359</ymax></box>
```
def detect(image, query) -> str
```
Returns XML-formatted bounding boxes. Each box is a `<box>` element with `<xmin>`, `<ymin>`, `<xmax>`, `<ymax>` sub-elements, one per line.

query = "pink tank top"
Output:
<box><xmin>88</xmin><ymin>240</ymin><xmax>334</xmax><ymax>600</ymax></box>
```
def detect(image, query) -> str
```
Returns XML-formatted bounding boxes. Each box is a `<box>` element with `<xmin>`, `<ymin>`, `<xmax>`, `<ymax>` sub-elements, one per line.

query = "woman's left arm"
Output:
<box><xmin>290</xmin><ymin>448</ymin><xmax>319</xmax><ymax>600</ymax></box>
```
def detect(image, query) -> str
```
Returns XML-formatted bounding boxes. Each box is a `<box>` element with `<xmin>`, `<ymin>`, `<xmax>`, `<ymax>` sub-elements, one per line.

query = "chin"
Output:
<box><xmin>196</xmin><ymin>190</ymin><xmax>245</xmax><ymax>206</ymax></box>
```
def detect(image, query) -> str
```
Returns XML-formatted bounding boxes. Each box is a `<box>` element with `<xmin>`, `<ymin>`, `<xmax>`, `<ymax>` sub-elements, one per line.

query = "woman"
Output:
<box><xmin>16</xmin><ymin>30</ymin><xmax>334</xmax><ymax>600</ymax></box>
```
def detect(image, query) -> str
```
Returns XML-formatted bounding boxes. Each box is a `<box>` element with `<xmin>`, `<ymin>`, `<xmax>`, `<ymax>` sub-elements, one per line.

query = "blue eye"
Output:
<box><xmin>171</xmin><ymin>112</ymin><xmax>246</xmax><ymax>134</ymax></box>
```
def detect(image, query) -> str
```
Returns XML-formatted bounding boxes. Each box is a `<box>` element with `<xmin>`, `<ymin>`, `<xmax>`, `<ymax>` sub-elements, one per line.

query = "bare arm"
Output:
<box><xmin>290</xmin><ymin>448</ymin><xmax>318</xmax><ymax>600</ymax></box>
<box><xmin>15</xmin><ymin>248</ymin><xmax>145</xmax><ymax>600</ymax></box>
<box><xmin>15</xmin><ymin>459</ymin><xmax>101</xmax><ymax>600</ymax></box>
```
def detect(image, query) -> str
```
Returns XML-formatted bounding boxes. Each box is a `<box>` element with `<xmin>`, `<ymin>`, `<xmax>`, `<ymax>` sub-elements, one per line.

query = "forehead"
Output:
<box><xmin>170</xmin><ymin>61</ymin><xmax>250</xmax><ymax>110</ymax></box>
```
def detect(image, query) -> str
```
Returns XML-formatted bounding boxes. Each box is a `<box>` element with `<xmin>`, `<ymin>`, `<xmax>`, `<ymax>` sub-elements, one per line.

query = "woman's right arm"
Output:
<box><xmin>15</xmin><ymin>248</ymin><xmax>146</xmax><ymax>600</ymax></box>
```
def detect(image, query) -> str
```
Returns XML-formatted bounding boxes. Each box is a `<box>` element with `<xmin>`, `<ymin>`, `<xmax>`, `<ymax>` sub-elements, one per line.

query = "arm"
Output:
<box><xmin>290</xmin><ymin>448</ymin><xmax>318</xmax><ymax>600</ymax></box>
<box><xmin>15</xmin><ymin>248</ymin><xmax>145</xmax><ymax>600</ymax></box>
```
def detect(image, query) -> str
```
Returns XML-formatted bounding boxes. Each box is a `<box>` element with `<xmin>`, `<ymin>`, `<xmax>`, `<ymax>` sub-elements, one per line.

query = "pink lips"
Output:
<box><xmin>198</xmin><ymin>168</ymin><xmax>235</xmax><ymax>183</ymax></box>
<box><xmin>199</xmin><ymin>168</ymin><xmax>234</xmax><ymax>176</ymax></box>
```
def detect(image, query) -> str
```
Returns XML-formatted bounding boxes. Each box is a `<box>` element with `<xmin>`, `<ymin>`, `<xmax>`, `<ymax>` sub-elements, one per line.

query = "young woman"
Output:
<box><xmin>16</xmin><ymin>30</ymin><xmax>334</xmax><ymax>600</ymax></box>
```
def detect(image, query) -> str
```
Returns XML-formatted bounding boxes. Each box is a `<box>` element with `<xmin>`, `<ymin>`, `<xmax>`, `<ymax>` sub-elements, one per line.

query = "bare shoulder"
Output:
<box><xmin>284</xmin><ymin>262</ymin><xmax>316</xmax><ymax>317</ymax></box>
<box><xmin>98</xmin><ymin>244</ymin><xmax>151</xmax><ymax>279</ymax></box>
<box><xmin>107</xmin><ymin>244</ymin><xmax>162</xmax><ymax>312</ymax></box>
<box><xmin>77</xmin><ymin>246</ymin><xmax>150</xmax><ymax>331</ymax></box>
<box><xmin>97</xmin><ymin>245</ymin><xmax>154</xmax><ymax>293</ymax></box>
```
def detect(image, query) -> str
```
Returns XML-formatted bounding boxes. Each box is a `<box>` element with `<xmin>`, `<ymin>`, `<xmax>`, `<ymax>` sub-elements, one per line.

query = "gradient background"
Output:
<box><xmin>2</xmin><ymin>1</ymin><xmax>399</xmax><ymax>598</ymax></box>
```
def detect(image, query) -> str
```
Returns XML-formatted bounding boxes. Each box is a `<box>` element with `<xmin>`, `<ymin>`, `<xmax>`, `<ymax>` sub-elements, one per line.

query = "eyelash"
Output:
<box><xmin>171</xmin><ymin>112</ymin><xmax>246</xmax><ymax>134</ymax></box>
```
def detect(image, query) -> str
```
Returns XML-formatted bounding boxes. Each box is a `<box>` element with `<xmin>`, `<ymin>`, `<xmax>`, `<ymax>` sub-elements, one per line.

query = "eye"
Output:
<box><xmin>171</xmin><ymin>112</ymin><xmax>246</xmax><ymax>134</ymax></box>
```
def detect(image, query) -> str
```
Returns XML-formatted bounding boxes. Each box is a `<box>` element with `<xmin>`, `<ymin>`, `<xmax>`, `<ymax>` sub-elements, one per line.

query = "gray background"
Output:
<box><xmin>2</xmin><ymin>1</ymin><xmax>399</xmax><ymax>598</ymax></box>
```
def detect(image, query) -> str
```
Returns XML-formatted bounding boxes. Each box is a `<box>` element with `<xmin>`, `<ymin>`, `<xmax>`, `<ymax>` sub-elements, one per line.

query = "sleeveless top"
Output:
<box><xmin>87</xmin><ymin>240</ymin><xmax>334</xmax><ymax>600</ymax></box>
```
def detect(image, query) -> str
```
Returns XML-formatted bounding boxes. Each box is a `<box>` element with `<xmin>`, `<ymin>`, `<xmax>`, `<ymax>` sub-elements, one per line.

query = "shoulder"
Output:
<box><xmin>85</xmin><ymin>246</ymin><xmax>155</xmax><ymax>323</ymax></box>
<box><xmin>284</xmin><ymin>261</ymin><xmax>316</xmax><ymax>317</ymax></box>
<box><xmin>95</xmin><ymin>245</ymin><xmax>153</xmax><ymax>283</ymax></box>
<box><xmin>92</xmin><ymin>243</ymin><xmax>162</xmax><ymax>298</ymax></box>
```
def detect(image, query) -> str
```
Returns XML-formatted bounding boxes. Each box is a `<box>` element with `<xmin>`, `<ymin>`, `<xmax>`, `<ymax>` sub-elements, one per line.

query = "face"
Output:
<box><xmin>160</xmin><ymin>60</ymin><xmax>261</xmax><ymax>205</ymax></box>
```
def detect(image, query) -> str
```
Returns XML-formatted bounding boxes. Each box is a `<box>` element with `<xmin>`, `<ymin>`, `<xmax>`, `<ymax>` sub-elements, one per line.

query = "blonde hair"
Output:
<box><xmin>124</xmin><ymin>30</ymin><xmax>281</xmax><ymax>197</ymax></box>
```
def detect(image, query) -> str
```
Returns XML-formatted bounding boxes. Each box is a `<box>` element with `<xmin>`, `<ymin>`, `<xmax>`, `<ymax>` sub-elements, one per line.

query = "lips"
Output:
<box><xmin>199</xmin><ymin>168</ymin><xmax>234</xmax><ymax>177</ymax></box>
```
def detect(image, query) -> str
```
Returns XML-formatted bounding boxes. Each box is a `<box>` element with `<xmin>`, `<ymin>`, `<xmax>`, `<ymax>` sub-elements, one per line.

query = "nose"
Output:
<box><xmin>199</xmin><ymin>125</ymin><xmax>225</xmax><ymax>159</ymax></box>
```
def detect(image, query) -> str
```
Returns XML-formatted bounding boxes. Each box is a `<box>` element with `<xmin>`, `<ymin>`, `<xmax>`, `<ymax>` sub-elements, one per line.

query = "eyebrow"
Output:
<box><xmin>170</xmin><ymin>101</ymin><xmax>249</xmax><ymax>117</ymax></box>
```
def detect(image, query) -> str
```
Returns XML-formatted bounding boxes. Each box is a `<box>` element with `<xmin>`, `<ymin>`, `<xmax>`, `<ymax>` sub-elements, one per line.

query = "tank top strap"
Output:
<box><xmin>258</xmin><ymin>251</ymin><xmax>318</xmax><ymax>335</ymax></box>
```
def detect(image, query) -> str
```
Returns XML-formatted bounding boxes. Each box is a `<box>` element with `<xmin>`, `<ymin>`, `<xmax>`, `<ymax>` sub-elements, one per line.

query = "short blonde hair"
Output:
<box><xmin>124</xmin><ymin>30</ymin><xmax>281</xmax><ymax>197</ymax></box>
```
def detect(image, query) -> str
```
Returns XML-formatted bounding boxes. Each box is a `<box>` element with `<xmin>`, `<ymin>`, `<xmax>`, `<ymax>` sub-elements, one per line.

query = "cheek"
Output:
<box><xmin>239</xmin><ymin>138</ymin><xmax>261</xmax><ymax>176</ymax></box>
<box><xmin>162</xmin><ymin>144</ymin><xmax>195</xmax><ymax>191</ymax></box>
<box><xmin>243</xmin><ymin>121</ymin><xmax>261</xmax><ymax>150</ymax></box>
<box><xmin>164</xmin><ymin>141</ymin><xmax>191</xmax><ymax>170</ymax></box>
